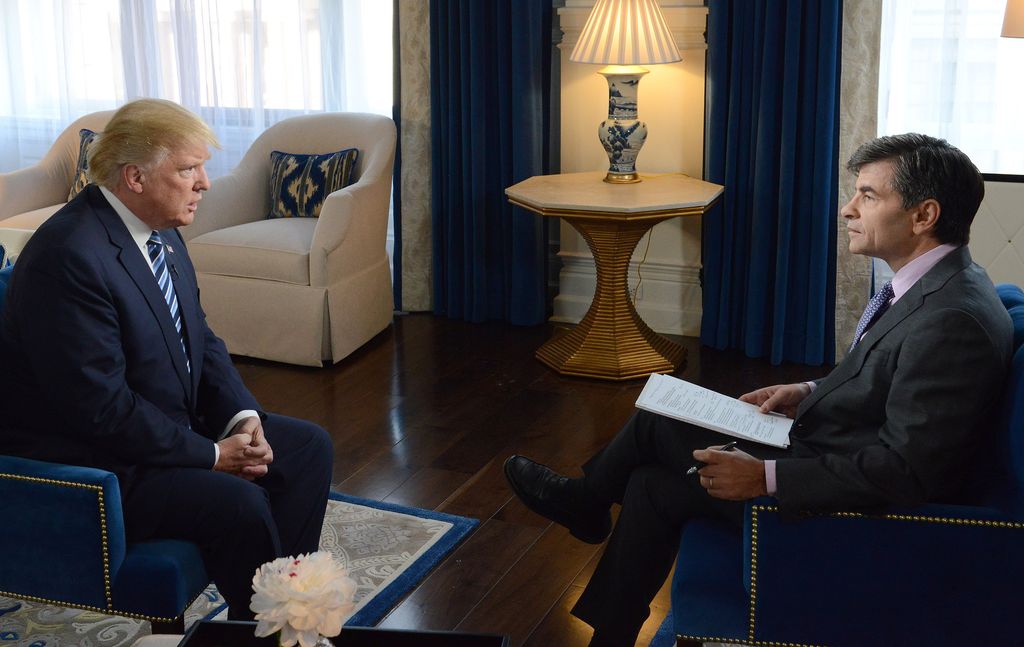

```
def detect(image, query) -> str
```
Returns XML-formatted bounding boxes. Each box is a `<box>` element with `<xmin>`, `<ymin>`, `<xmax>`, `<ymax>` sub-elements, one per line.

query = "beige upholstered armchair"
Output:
<box><xmin>183</xmin><ymin>112</ymin><xmax>397</xmax><ymax>367</ymax></box>
<box><xmin>0</xmin><ymin>111</ymin><xmax>114</xmax><ymax>262</ymax></box>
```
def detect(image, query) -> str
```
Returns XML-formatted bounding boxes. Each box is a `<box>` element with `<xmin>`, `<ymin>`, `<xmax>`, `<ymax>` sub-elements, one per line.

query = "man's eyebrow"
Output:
<box><xmin>857</xmin><ymin>184</ymin><xmax>877</xmax><ymax>194</ymax></box>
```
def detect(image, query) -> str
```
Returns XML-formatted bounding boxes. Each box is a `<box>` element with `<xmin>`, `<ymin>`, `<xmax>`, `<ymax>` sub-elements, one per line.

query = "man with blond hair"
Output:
<box><xmin>0</xmin><ymin>99</ymin><xmax>333</xmax><ymax>620</ymax></box>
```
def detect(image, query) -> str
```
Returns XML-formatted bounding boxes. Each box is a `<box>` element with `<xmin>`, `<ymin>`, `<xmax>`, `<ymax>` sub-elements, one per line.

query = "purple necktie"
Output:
<box><xmin>850</xmin><ymin>281</ymin><xmax>894</xmax><ymax>351</ymax></box>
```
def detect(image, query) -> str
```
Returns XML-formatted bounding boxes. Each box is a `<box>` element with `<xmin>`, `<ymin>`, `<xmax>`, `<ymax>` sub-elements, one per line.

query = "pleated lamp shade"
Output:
<box><xmin>1004</xmin><ymin>0</ymin><xmax>1024</xmax><ymax>37</ymax></box>
<box><xmin>570</xmin><ymin>0</ymin><xmax>681</xmax><ymax>65</ymax></box>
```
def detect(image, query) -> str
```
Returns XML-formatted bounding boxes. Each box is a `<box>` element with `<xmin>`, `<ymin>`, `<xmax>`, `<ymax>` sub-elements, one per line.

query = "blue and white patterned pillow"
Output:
<box><xmin>266</xmin><ymin>148</ymin><xmax>359</xmax><ymax>219</ymax></box>
<box><xmin>68</xmin><ymin>128</ymin><xmax>100</xmax><ymax>201</ymax></box>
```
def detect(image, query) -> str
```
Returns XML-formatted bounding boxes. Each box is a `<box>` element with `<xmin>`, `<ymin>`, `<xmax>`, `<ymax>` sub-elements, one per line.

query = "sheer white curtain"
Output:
<box><xmin>879</xmin><ymin>0</ymin><xmax>1024</xmax><ymax>174</ymax></box>
<box><xmin>0</xmin><ymin>0</ymin><xmax>393</xmax><ymax>178</ymax></box>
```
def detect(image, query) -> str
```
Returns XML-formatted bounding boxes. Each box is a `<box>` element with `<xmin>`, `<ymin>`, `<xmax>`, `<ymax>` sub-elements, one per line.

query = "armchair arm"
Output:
<box><xmin>310</xmin><ymin>177</ymin><xmax>390</xmax><ymax>287</ymax></box>
<box><xmin>743</xmin><ymin>500</ymin><xmax>1024</xmax><ymax>645</ymax></box>
<box><xmin>0</xmin><ymin>455</ymin><xmax>127</xmax><ymax>611</ymax></box>
<box><xmin>0</xmin><ymin>110</ymin><xmax>115</xmax><ymax>223</ymax></box>
<box><xmin>0</xmin><ymin>164</ymin><xmax>71</xmax><ymax>221</ymax></box>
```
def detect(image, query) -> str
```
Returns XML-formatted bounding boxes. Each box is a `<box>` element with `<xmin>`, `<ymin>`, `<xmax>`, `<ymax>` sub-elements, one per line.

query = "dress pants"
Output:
<box><xmin>570</xmin><ymin>410</ymin><xmax>790</xmax><ymax>645</ymax></box>
<box><xmin>122</xmin><ymin>413</ymin><xmax>333</xmax><ymax>620</ymax></box>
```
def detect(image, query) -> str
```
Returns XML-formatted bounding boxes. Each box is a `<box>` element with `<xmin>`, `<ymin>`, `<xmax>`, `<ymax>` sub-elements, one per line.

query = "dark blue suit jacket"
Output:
<box><xmin>0</xmin><ymin>185</ymin><xmax>259</xmax><ymax>491</ymax></box>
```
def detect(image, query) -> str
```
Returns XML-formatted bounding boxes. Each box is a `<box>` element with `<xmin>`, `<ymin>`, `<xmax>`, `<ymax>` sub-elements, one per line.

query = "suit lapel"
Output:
<box><xmin>798</xmin><ymin>289</ymin><xmax>924</xmax><ymax>413</ymax></box>
<box><xmin>797</xmin><ymin>247</ymin><xmax>974</xmax><ymax>416</ymax></box>
<box><xmin>88</xmin><ymin>189</ymin><xmax>192</xmax><ymax>400</ymax></box>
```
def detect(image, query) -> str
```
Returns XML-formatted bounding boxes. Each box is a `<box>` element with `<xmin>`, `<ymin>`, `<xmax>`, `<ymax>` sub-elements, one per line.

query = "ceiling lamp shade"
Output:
<box><xmin>570</xmin><ymin>0</ymin><xmax>682</xmax><ymax>65</ymax></box>
<box><xmin>1004</xmin><ymin>0</ymin><xmax>1024</xmax><ymax>37</ymax></box>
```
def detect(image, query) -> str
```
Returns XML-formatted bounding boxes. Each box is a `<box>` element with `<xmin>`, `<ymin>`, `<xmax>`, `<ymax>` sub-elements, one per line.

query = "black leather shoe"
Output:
<box><xmin>503</xmin><ymin>455</ymin><xmax>611</xmax><ymax>544</ymax></box>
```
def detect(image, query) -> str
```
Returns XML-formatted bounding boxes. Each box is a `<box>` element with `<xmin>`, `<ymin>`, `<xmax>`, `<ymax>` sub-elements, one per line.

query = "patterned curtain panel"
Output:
<box><xmin>702</xmin><ymin>0</ymin><xmax>842</xmax><ymax>366</ymax></box>
<box><xmin>429</xmin><ymin>0</ymin><xmax>552</xmax><ymax>325</ymax></box>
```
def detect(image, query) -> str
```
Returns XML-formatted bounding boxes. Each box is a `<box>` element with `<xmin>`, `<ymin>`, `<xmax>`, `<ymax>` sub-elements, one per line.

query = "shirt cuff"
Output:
<box><xmin>222</xmin><ymin>410</ymin><xmax>259</xmax><ymax>440</ymax></box>
<box><xmin>804</xmin><ymin>381</ymin><xmax>817</xmax><ymax>393</ymax></box>
<box><xmin>764</xmin><ymin>459</ymin><xmax>777</xmax><ymax>495</ymax></box>
<box><xmin>213</xmin><ymin>410</ymin><xmax>259</xmax><ymax>469</ymax></box>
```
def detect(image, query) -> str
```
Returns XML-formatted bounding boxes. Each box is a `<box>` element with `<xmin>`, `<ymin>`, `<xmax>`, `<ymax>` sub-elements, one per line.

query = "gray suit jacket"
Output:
<box><xmin>775</xmin><ymin>246</ymin><xmax>1013</xmax><ymax>513</ymax></box>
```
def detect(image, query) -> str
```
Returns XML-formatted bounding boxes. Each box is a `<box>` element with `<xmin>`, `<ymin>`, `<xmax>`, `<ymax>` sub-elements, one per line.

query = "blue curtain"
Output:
<box><xmin>429</xmin><ymin>0</ymin><xmax>551</xmax><ymax>325</ymax></box>
<box><xmin>702</xmin><ymin>0</ymin><xmax>841</xmax><ymax>366</ymax></box>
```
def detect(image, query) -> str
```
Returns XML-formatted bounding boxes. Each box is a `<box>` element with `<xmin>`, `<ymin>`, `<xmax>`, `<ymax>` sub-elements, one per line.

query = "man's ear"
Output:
<box><xmin>122</xmin><ymin>165</ymin><xmax>145</xmax><ymax>194</ymax></box>
<box><xmin>912</xmin><ymin>198</ymin><xmax>941</xmax><ymax>235</ymax></box>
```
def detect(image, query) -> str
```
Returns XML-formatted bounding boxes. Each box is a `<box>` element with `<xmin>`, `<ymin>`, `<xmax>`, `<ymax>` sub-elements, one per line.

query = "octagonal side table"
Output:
<box><xmin>506</xmin><ymin>171</ymin><xmax>723</xmax><ymax>381</ymax></box>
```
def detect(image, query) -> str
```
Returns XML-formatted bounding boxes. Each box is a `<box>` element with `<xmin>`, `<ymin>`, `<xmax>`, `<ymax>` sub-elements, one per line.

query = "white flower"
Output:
<box><xmin>250</xmin><ymin>551</ymin><xmax>357</xmax><ymax>647</ymax></box>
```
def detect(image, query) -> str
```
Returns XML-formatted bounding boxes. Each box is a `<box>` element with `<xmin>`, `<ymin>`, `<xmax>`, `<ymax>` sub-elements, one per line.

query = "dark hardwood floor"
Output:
<box><xmin>232</xmin><ymin>314</ymin><xmax>825</xmax><ymax>647</ymax></box>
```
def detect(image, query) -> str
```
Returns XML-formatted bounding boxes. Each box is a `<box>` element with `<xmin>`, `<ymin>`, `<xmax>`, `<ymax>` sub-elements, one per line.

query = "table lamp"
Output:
<box><xmin>570</xmin><ymin>0</ymin><xmax>681</xmax><ymax>184</ymax></box>
<box><xmin>1004</xmin><ymin>0</ymin><xmax>1024</xmax><ymax>37</ymax></box>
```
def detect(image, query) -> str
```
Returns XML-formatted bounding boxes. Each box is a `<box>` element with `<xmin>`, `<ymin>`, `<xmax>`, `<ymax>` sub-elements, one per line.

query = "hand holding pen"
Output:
<box><xmin>686</xmin><ymin>441</ymin><xmax>738</xmax><ymax>475</ymax></box>
<box><xmin>690</xmin><ymin>441</ymin><xmax>770</xmax><ymax>500</ymax></box>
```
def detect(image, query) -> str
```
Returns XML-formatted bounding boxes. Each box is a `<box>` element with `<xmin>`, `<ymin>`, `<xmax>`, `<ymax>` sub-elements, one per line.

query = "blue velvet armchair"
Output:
<box><xmin>671</xmin><ymin>284</ymin><xmax>1024</xmax><ymax>646</ymax></box>
<box><xmin>0</xmin><ymin>266</ymin><xmax>209</xmax><ymax>631</ymax></box>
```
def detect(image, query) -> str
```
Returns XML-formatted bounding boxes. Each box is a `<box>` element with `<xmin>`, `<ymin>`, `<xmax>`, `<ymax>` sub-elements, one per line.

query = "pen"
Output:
<box><xmin>686</xmin><ymin>441</ymin><xmax>738</xmax><ymax>475</ymax></box>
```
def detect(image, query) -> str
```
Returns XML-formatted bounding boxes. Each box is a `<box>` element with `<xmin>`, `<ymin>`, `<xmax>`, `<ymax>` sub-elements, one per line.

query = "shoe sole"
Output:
<box><xmin>503</xmin><ymin>456</ymin><xmax>607</xmax><ymax>544</ymax></box>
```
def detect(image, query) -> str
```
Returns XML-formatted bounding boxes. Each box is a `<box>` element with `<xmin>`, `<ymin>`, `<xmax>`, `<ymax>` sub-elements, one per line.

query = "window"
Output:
<box><xmin>0</xmin><ymin>0</ymin><xmax>393</xmax><ymax>178</ymax></box>
<box><xmin>879</xmin><ymin>0</ymin><xmax>1024</xmax><ymax>175</ymax></box>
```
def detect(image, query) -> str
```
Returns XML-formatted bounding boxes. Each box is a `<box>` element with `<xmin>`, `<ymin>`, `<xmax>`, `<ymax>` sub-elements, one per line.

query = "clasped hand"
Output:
<box><xmin>214</xmin><ymin>416</ymin><xmax>273</xmax><ymax>481</ymax></box>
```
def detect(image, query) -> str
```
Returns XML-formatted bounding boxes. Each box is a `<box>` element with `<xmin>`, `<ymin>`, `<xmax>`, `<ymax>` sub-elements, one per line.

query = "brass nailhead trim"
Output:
<box><xmin>821</xmin><ymin>508</ymin><xmax>1024</xmax><ymax>528</ymax></box>
<box><xmin>0</xmin><ymin>472</ymin><xmax>104</xmax><ymax>491</ymax></box>
<box><xmin>679</xmin><ymin>634</ymin><xmax>820</xmax><ymax>647</ymax></box>
<box><xmin>0</xmin><ymin>588</ymin><xmax>182</xmax><ymax>623</ymax></box>
<box><xmin>97</xmin><ymin>488</ymin><xmax>113</xmax><ymax>608</ymax></box>
<box><xmin>748</xmin><ymin>506</ymin><xmax>760</xmax><ymax>642</ymax></box>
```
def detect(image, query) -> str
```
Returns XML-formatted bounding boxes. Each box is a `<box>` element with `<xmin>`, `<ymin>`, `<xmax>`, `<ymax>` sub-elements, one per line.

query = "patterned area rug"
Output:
<box><xmin>0</xmin><ymin>493</ymin><xmax>477</xmax><ymax>646</ymax></box>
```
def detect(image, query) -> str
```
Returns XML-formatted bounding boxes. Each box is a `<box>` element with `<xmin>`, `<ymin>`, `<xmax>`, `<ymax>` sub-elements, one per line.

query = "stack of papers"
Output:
<box><xmin>635</xmin><ymin>373</ymin><xmax>792</xmax><ymax>448</ymax></box>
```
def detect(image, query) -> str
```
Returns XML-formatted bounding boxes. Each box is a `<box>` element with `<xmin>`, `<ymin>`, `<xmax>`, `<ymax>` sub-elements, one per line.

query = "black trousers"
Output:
<box><xmin>571</xmin><ymin>410</ymin><xmax>790</xmax><ymax>645</ymax></box>
<box><xmin>122</xmin><ymin>413</ymin><xmax>333</xmax><ymax>619</ymax></box>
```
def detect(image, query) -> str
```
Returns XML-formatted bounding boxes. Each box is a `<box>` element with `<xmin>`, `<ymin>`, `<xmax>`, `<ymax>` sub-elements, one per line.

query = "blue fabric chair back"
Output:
<box><xmin>0</xmin><ymin>264</ymin><xmax>13</xmax><ymax>314</ymax></box>
<box><xmin>990</xmin><ymin>284</ymin><xmax>1024</xmax><ymax>515</ymax></box>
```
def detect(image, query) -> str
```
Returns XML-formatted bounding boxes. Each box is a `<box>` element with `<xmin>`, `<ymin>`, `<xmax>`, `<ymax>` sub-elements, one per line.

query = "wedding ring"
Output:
<box><xmin>709</xmin><ymin>477</ymin><xmax>714</xmax><ymax>489</ymax></box>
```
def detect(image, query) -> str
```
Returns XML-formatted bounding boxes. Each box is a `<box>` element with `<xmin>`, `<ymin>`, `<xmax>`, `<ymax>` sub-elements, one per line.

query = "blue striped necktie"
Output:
<box><xmin>147</xmin><ymin>231</ymin><xmax>190</xmax><ymax>372</ymax></box>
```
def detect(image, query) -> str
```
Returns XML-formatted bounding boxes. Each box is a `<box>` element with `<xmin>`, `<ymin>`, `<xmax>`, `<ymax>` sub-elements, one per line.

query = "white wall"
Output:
<box><xmin>555</xmin><ymin>1</ymin><xmax>709</xmax><ymax>335</ymax></box>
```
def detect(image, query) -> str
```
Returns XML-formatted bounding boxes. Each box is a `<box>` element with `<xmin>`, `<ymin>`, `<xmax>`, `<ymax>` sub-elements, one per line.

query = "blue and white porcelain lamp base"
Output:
<box><xmin>598</xmin><ymin>65</ymin><xmax>649</xmax><ymax>184</ymax></box>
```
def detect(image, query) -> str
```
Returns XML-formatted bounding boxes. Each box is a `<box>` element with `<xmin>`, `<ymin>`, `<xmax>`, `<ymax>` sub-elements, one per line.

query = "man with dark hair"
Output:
<box><xmin>845</xmin><ymin>132</ymin><xmax>985</xmax><ymax>246</ymax></box>
<box><xmin>505</xmin><ymin>133</ymin><xmax>1014</xmax><ymax>647</ymax></box>
<box><xmin>0</xmin><ymin>100</ymin><xmax>333</xmax><ymax>620</ymax></box>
